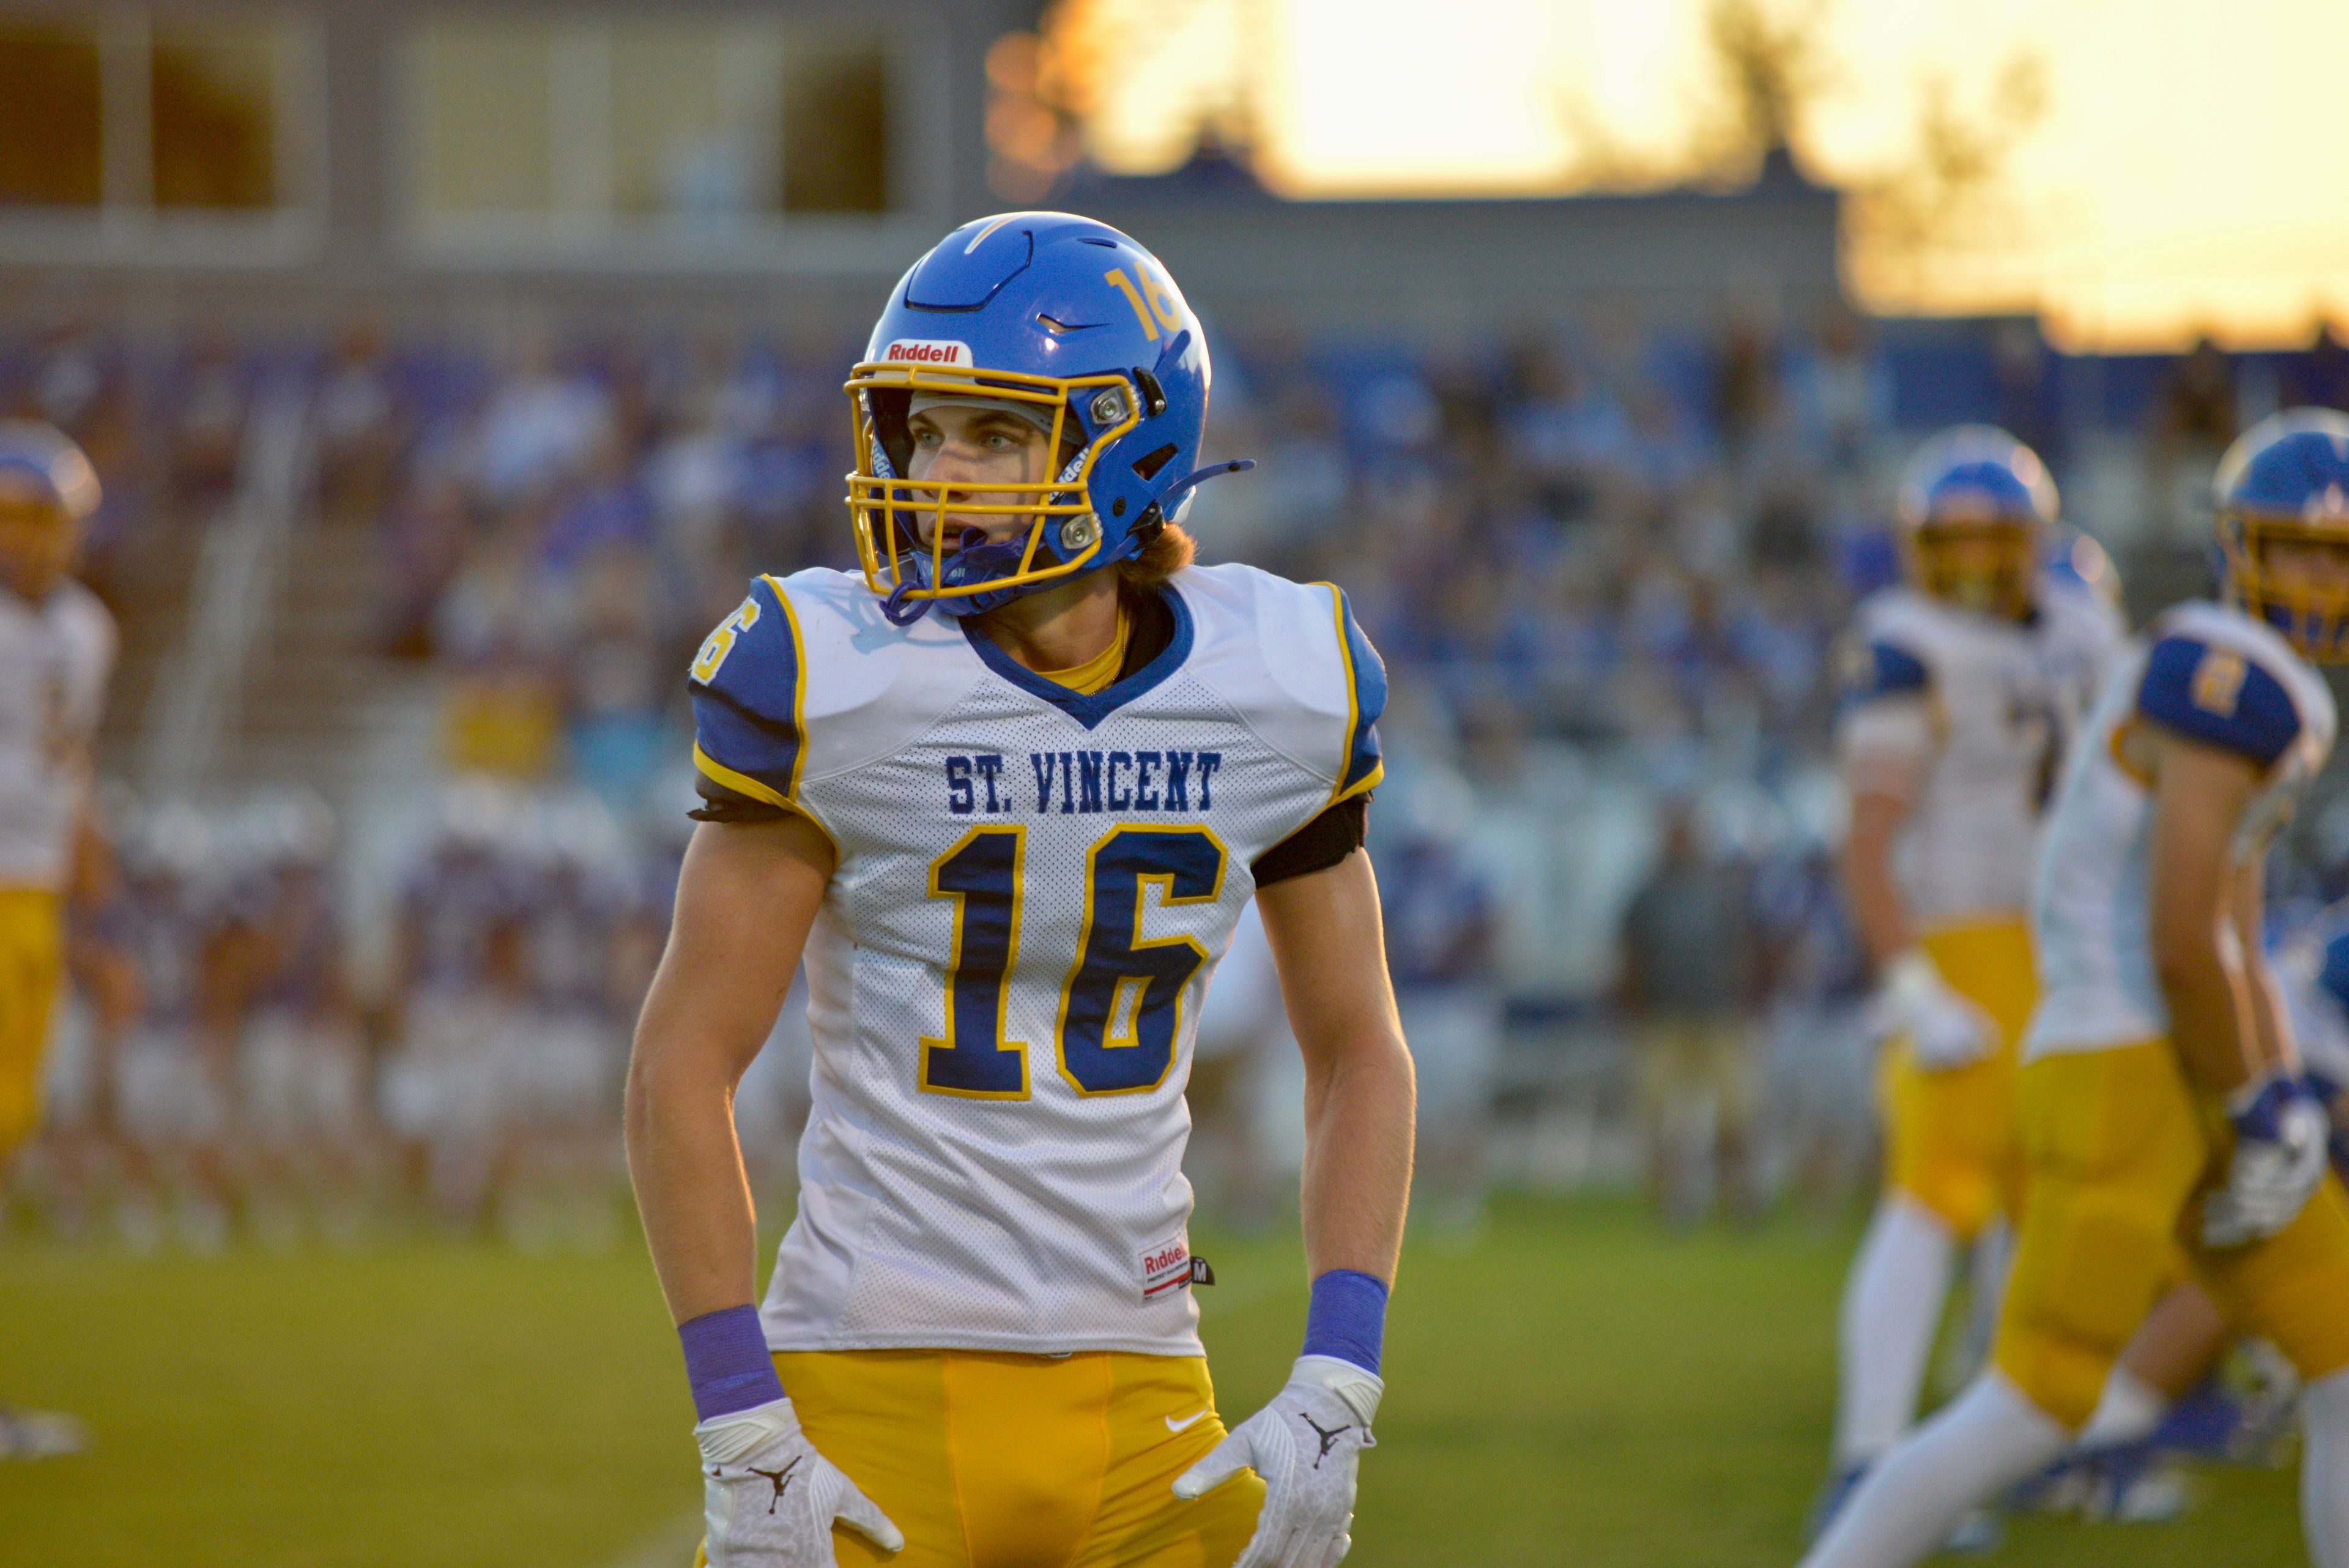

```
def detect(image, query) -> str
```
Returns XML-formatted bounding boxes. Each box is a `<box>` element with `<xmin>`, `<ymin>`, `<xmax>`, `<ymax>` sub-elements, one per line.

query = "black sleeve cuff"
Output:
<box><xmin>689</xmin><ymin>773</ymin><xmax>790</xmax><ymax>825</ymax></box>
<box><xmin>1252</xmin><ymin>794</ymin><xmax>1368</xmax><ymax>888</ymax></box>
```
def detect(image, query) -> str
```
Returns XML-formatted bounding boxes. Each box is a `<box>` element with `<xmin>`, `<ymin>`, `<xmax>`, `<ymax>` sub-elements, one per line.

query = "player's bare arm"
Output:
<box><xmin>2141</xmin><ymin>728</ymin><xmax>2266</xmax><ymax>1095</ymax></box>
<box><xmin>626</xmin><ymin>812</ymin><xmax>833</xmax><ymax>1326</ymax></box>
<box><xmin>1168</xmin><ymin>848</ymin><xmax>1411</xmax><ymax>1567</ymax></box>
<box><xmin>1839</xmin><ymin>767</ymin><xmax>1921</xmax><ymax>968</ymax></box>
<box><xmin>626</xmin><ymin>813</ymin><xmax>902</xmax><ymax>1566</ymax></box>
<box><xmin>2231</xmin><ymin>849</ymin><xmax>2296</xmax><ymax>1080</ymax></box>
<box><xmin>1258</xmin><ymin>848</ymin><xmax>1414</xmax><ymax>1284</ymax></box>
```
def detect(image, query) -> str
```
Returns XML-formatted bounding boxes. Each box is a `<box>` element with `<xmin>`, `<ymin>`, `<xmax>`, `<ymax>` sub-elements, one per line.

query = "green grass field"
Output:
<box><xmin>0</xmin><ymin>1197</ymin><xmax>2309</xmax><ymax>1566</ymax></box>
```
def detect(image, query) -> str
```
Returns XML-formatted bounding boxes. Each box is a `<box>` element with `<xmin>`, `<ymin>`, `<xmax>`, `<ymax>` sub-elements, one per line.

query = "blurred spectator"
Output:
<box><xmin>1617</xmin><ymin>801</ymin><xmax>1765</xmax><ymax>1227</ymax></box>
<box><xmin>315</xmin><ymin>324</ymin><xmax>404</xmax><ymax>524</ymax></box>
<box><xmin>1377</xmin><ymin>768</ymin><xmax>1502</xmax><ymax>1231</ymax></box>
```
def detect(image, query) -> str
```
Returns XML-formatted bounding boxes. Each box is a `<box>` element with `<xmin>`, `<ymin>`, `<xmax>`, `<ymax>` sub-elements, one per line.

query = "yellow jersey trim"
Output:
<box><xmin>693</xmin><ymin>743</ymin><xmax>790</xmax><ymax>810</ymax></box>
<box><xmin>758</xmin><ymin>574</ymin><xmax>812</xmax><ymax>801</ymax></box>
<box><xmin>1316</xmin><ymin>581</ymin><xmax>1378</xmax><ymax>807</ymax></box>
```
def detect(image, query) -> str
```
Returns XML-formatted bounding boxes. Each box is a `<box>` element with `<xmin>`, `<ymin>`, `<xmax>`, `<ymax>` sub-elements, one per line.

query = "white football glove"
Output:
<box><xmin>2203</xmin><ymin>1074</ymin><xmax>2333</xmax><ymax>1249</ymax></box>
<box><xmin>697</xmin><ymin>1397</ymin><xmax>904</xmax><ymax>1567</ymax></box>
<box><xmin>1871</xmin><ymin>949</ymin><xmax>1997</xmax><ymax>1071</ymax></box>
<box><xmin>1173</xmin><ymin>1356</ymin><xmax>1381</xmax><ymax>1568</ymax></box>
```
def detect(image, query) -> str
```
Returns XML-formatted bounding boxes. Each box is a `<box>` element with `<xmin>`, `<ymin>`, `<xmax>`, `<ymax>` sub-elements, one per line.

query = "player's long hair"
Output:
<box><xmin>1116</xmin><ymin>521</ymin><xmax>1195</xmax><ymax>590</ymax></box>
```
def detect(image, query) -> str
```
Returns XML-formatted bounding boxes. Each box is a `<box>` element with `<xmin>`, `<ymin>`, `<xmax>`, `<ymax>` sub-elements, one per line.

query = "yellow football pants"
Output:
<box><xmin>1876</xmin><ymin>918</ymin><xmax>2035</xmax><ymax>1240</ymax></box>
<box><xmin>0</xmin><ymin>887</ymin><xmax>64</xmax><ymax>1161</ymax></box>
<box><xmin>1994</xmin><ymin>1041</ymin><xmax>2349</xmax><ymax>1429</ymax></box>
<box><xmin>696</xmin><ymin>1350</ymin><xmax>1264</xmax><ymax>1568</ymax></box>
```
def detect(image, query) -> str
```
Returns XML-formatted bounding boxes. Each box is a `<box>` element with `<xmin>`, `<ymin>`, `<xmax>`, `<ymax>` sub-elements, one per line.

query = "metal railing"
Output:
<box><xmin>140</xmin><ymin>376</ymin><xmax>317</xmax><ymax>795</ymax></box>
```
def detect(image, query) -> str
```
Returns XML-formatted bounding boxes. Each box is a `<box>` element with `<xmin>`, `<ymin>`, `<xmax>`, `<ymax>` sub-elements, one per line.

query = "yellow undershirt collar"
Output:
<box><xmin>1032</xmin><ymin>606</ymin><xmax>1131</xmax><ymax>696</ymax></box>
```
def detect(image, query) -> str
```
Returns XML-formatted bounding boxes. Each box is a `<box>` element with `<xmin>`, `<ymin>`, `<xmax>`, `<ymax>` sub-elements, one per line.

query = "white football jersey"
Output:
<box><xmin>1835</xmin><ymin>577</ymin><xmax>2124</xmax><ymax>931</ymax></box>
<box><xmin>0</xmin><ymin>580</ymin><xmax>114</xmax><ymax>891</ymax></box>
<box><xmin>2028</xmin><ymin>600</ymin><xmax>2337</xmax><ymax>1058</ymax></box>
<box><xmin>2274</xmin><ymin>916</ymin><xmax>2349</xmax><ymax>1091</ymax></box>
<box><xmin>691</xmin><ymin>564</ymin><xmax>1384</xmax><ymax>1356</ymax></box>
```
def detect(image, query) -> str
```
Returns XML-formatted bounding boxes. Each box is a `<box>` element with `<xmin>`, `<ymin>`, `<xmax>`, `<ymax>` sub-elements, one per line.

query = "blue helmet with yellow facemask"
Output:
<box><xmin>1894</xmin><ymin>425</ymin><xmax>2057</xmax><ymax>621</ymax></box>
<box><xmin>0</xmin><ymin>418</ymin><xmax>100</xmax><ymax>600</ymax></box>
<box><xmin>845</xmin><ymin>212</ymin><xmax>1249</xmax><ymax>624</ymax></box>
<box><xmin>2216</xmin><ymin>407</ymin><xmax>2349</xmax><ymax>660</ymax></box>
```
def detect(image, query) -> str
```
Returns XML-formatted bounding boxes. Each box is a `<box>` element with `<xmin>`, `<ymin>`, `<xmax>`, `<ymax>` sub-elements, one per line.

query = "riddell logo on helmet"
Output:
<box><xmin>883</xmin><ymin>340</ymin><xmax>971</xmax><ymax>366</ymax></box>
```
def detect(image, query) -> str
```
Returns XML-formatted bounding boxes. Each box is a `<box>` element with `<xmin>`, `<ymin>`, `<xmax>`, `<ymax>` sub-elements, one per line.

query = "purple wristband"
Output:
<box><xmin>1301</xmin><ymin>1268</ymin><xmax>1389</xmax><ymax>1374</ymax></box>
<box><xmin>679</xmin><ymin>1304</ymin><xmax>785</xmax><ymax>1422</ymax></box>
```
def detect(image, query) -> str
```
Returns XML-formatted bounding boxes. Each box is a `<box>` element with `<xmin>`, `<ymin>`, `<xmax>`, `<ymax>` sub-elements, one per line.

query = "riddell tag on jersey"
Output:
<box><xmin>882</xmin><ymin>339</ymin><xmax>972</xmax><ymax>366</ymax></box>
<box><xmin>1140</xmin><ymin>1236</ymin><xmax>1194</xmax><ymax>1302</ymax></box>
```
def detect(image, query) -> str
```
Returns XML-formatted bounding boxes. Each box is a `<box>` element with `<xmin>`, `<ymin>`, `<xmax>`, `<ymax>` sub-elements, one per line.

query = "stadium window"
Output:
<box><xmin>151</xmin><ymin>23</ymin><xmax>284</xmax><ymax>210</ymax></box>
<box><xmin>782</xmin><ymin>42</ymin><xmax>889</xmax><ymax>213</ymax></box>
<box><xmin>404</xmin><ymin>16</ymin><xmax>899</xmax><ymax>259</ymax></box>
<box><xmin>0</xmin><ymin>22</ymin><xmax>103</xmax><ymax>209</ymax></box>
<box><xmin>0</xmin><ymin>12</ymin><xmax>317</xmax><ymax>261</ymax></box>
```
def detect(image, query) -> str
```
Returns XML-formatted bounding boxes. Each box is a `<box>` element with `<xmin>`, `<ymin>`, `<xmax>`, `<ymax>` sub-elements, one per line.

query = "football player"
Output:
<box><xmin>628</xmin><ymin>212</ymin><xmax>1416</xmax><ymax>1568</ymax></box>
<box><xmin>2279</xmin><ymin>904</ymin><xmax>2349</xmax><ymax>1188</ymax></box>
<box><xmin>1819</xmin><ymin>428</ymin><xmax>2124</xmax><ymax>1517</ymax></box>
<box><xmin>1801</xmin><ymin>408</ymin><xmax>2349</xmax><ymax>1568</ymax></box>
<box><xmin>0</xmin><ymin>420</ymin><xmax>111</xmax><ymax>1459</ymax></box>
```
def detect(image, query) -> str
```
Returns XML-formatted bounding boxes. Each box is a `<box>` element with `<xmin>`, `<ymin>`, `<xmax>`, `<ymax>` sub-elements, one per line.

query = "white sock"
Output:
<box><xmin>1836</xmin><ymin>1196</ymin><xmax>1956</xmax><ymax>1465</ymax></box>
<box><xmin>2307</xmin><ymin>1369</ymin><xmax>2349</xmax><ymax>1568</ymax></box>
<box><xmin>1802</xmin><ymin>1373</ymin><xmax>2070</xmax><ymax>1568</ymax></box>
<box><xmin>2075</xmin><ymin>1365</ymin><xmax>2166</xmax><ymax>1451</ymax></box>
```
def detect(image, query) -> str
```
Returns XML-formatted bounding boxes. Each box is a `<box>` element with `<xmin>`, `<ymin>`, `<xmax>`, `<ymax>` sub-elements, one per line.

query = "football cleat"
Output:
<box><xmin>2215</xmin><ymin>407</ymin><xmax>2349</xmax><ymax>660</ymax></box>
<box><xmin>1895</xmin><ymin>425</ymin><xmax>2058</xmax><ymax>621</ymax></box>
<box><xmin>844</xmin><ymin>212</ymin><xmax>1250</xmax><ymax>623</ymax></box>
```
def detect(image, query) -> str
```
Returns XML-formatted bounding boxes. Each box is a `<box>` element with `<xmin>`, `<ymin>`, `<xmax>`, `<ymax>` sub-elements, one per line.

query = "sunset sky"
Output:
<box><xmin>1053</xmin><ymin>0</ymin><xmax>2349</xmax><ymax>349</ymax></box>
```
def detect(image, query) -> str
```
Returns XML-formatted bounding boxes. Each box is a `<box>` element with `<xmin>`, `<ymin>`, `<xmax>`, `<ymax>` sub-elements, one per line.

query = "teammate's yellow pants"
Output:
<box><xmin>1994</xmin><ymin>1041</ymin><xmax>2349</xmax><ymax>1429</ymax></box>
<box><xmin>696</xmin><ymin>1350</ymin><xmax>1264</xmax><ymax>1568</ymax></box>
<box><xmin>0</xmin><ymin>886</ymin><xmax>63</xmax><ymax>1160</ymax></box>
<box><xmin>1876</xmin><ymin>918</ymin><xmax>2035</xmax><ymax>1240</ymax></box>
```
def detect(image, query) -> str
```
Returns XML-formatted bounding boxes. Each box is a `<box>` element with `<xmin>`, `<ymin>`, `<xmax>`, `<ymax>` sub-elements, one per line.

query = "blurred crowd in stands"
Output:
<box><xmin>9</xmin><ymin>304</ymin><xmax>2349</xmax><ymax>1247</ymax></box>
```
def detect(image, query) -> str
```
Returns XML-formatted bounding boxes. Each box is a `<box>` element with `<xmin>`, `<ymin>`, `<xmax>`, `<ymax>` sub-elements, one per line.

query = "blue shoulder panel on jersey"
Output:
<box><xmin>958</xmin><ymin>582</ymin><xmax>1195</xmax><ymax>730</ymax></box>
<box><xmin>1846</xmin><ymin>641</ymin><xmax>1930</xmax><ymax>705</ymax></box>
<box><xmin>2136</xmin><ymin>635</ymin><xmax>2301</xmax><ymax>767</ymax></box>
<box><xmin>689</xmin><ymin>575</ymin><xmax>806</xmax><ymax>808</ymax></box>
<box><xmin>1329</xmin><ymin>585</ymin><xmax>1386</xmax><ymax>804</ymax></box>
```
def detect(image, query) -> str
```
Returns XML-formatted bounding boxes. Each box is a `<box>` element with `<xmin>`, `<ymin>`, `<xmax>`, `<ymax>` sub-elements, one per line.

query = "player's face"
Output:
<box><xmin>904</xmin><ymin>404</ymin><xmax>1054</xmax><ymax>546</ymax></box>
<box><xmin>1915</xmin><ymin>519</ymin><xmax>2033</xmax><ymax>620</ymax></box>
<box><xmin>0</xmin><ymin>490</ymin><xmax>76</xmax><ymax>600</ymax></box>
<box><xmin>2260</xmin><ymin>534</ymin><xmax>2349</xmax><ymax>601</ymax></box>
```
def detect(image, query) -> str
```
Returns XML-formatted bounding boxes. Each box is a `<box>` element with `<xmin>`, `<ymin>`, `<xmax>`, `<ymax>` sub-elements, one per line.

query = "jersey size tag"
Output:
<box><xmin>1140</xmin><ymin>1236</ymin><xmax>1197</xmax><ymax>1301</ymax></box>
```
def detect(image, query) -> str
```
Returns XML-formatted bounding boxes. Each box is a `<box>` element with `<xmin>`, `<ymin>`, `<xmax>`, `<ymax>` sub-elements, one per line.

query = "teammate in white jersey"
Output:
<box><xmin>1803</xmin><ymin>409</ymin><xmax>2349</xmax><ymax>1568</ymax></box>
<box><xmin>2279</xmin><ymin>910</ymin><xmax>2349</xmax><ymax>1185</ymax></box>
<box><xmin>627</xmin><ymin>213</ymin><xmax>1416</xmax><ymax>1568</ymax></box>
<box><xmin>1820</xmin><ymin>429</ymin><xmax>2124</xmax><ymax>1518</ymax></box>
<box><xmin>0</xmin><ymin>420</ymin><xmax>112</xmax><ymax>1460</ymax></box>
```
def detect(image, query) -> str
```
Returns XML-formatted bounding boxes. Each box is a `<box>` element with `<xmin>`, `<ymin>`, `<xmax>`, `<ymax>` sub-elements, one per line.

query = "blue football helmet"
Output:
<box><xmin>0</xmin><ymin>419</ymin><xmax>99</xmax><ymax>600</ymax></box>
<box><xmin>845</xmin><ymin>211</ymin><xmax>1247</xmax><ymax>623</ymax></box>
<box><xmin>2216</xmin><ymin>407</ymin><xmax>2349</xmax><ymax>660</ymax></box>
<box><xmin>1894</xmin><ymin>425</ymin><xmax>2058</xmax><ymax>620</ymax></box>
<box><xmin>0</xmin><ymin>418</ymin><xmax>99</xmax><ymax>520</ymax></box>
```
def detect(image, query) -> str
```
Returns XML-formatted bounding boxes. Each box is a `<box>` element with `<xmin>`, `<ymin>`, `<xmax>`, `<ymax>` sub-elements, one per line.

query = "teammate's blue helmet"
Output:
<box><xmin>0</xmin><ymin>418</ymin><xmax>100</xmax><ymax>521</ymax></box>
<box><xmin>2216</xmin><ymin>407</ymin><xmax>2349</xmax><ymax>659</ymax></box>
<box><xmin>0</xmin><ymin>419</ymin><xmax>99</xmax><ymax>599</ymax></box>
<box><xmin>1894</xmin><ymin>425</ymin><xmax>2057</xmax><ymax>620</ymax></box>
<box><xmin>845</xmin><ymin>212</ymin><xmax>1247</xmax><ymax>623</ymax></box>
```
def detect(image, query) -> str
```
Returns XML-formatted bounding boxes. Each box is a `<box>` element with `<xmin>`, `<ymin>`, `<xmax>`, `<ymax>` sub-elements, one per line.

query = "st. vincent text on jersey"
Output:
<box><xmin>941</xmin><ymin>751</ymin><xmax>1225</xmax><ymax>816</ymax></box>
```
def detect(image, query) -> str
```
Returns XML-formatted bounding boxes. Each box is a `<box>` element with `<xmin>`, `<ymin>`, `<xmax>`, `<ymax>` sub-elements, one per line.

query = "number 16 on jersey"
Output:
<box><xmin>919</xmin><ymin>825</ymin><xmax>1228</xmax><ymax>1101</ymax></box>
